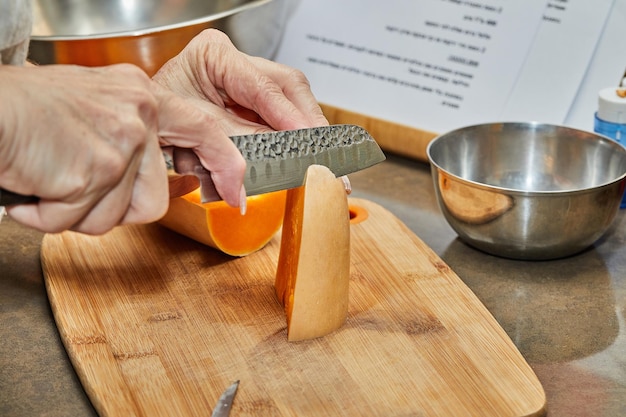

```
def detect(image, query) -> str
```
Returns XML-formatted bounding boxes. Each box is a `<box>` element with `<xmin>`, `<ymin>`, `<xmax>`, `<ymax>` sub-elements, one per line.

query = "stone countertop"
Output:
<box><xmin>2</xmin><ymin>154</ymin><xmax>625</xmax><ymax>416</ymax></box>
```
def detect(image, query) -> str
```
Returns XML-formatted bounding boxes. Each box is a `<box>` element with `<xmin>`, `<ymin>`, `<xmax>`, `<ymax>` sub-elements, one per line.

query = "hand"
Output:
<box><xmin>0</xmin><ymin>63</ymin><xmax>245</xmax><ymax>234</ymax></box>
<box><xmin>153</xmin><ymin>28</ymin><xmax>328</xmax><ymax>135</ymax></box>
<box><xmin>151</xmin><ymin>81</ymin><xmax>246</xmax><ymax>204</ymax></box>
<box><xmin>153</xmin><ymin>29</ymin><xmax>328</xmax><ymax>199</ymax></box>
<box><xmin>0</xmin><ymin>64</ymin><xmax>167</xmax><ymax>234</ymax></box>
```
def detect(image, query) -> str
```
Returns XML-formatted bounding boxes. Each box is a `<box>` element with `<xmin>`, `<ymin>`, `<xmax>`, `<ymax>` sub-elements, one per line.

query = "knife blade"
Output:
<box><xmin>211</xmin><ymin>380</ymin><xmax>239</xmax><ymax>417</ymax></box>
<box><xmin>0</xmin><ymin>124</ymin><xmax>385</xmax><ymax>206</ymax></box>
<box><xmin>165</xmin><ymin>124</ymin><xmax>385</xmax><ymax>203</ymax></box>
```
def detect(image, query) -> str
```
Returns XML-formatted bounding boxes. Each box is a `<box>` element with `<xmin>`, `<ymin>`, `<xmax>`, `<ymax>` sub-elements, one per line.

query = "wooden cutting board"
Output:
<box><xmin>41</xmin><ymin>198</ymin><xmax>546</xmax><ymax>417</ymax></box>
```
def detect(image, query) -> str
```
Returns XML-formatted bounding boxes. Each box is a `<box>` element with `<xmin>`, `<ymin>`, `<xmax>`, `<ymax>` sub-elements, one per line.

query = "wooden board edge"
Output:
<box><xmin>40</xmin><ymin>233</ymin><xmax>139</xmax><ymax>417</ymax></box>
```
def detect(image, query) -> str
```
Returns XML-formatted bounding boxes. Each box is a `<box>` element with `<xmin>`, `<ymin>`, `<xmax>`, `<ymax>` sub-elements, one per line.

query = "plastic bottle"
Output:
<box><xmin>594</xmin><ymin>87</ymin><xmax>626</xmax><ymax>142</ymax></box>
<box><xmin>594</xmin><ymin>85</ymin><xmax>626</xmax><ymax>207</ymax></box>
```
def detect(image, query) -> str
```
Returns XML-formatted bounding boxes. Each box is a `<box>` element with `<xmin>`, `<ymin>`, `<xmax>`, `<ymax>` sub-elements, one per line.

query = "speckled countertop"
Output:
<box><xmin>2</xmin><ymin>154</ymin><xmax>625</xmax><ymax>416</ymax></box>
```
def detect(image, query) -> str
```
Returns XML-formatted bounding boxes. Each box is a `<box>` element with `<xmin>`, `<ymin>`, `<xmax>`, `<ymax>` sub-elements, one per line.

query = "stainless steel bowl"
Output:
<box><xmin>28</xmin><ymin>0</ymin><xmax>290</xmax><ymax>75</ymax></box>
<box><xmin>427</xmin><ymin>122</ymin><xmax>626</xmax><ymax>260</ymax></box>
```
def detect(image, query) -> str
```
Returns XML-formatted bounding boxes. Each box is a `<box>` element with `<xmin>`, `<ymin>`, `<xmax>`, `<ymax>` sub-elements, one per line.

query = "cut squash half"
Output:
<box><xmin>158</xmin><ymin>189</ymin><xmax>287</xmax><ymax>257</ymax></box>
<box><xmin>275</xmin><ymin>165</ymin><xmax>350</xmax><ymax>341</ymax></box>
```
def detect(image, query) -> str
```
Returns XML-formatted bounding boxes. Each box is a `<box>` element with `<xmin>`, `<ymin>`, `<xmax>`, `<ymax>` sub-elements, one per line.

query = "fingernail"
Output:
<box><xmin>239</xmin><ymin>185</ymin><xmax>247</xmax><ymax>216</ymax></box>
<box><xmin>341</xmin><ymin>176</ymin><xmax>352</xmax><ymax>195</ymax></box>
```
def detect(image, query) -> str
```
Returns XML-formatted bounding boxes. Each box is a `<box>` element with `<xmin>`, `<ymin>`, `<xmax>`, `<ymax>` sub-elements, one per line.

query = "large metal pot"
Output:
<box><xmin>28</xmin><ymin>0</ymin><xmax>291</xmax><ymax>75</ymax></box>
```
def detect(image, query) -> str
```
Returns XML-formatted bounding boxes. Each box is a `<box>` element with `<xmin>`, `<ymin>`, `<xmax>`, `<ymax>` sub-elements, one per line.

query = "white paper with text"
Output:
<box><xmin>500</xmin><ymin>0</ymin><xmax>615</xmax><ymax>124</ymax></box>
<box><xmin>276</xmin><ymin>0</ymin><xmax>547</xmax><ymax>133</ymax></box>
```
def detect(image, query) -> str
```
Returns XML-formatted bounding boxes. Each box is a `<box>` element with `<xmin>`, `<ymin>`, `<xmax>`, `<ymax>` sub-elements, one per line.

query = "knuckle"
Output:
<box><xmin>255</xmin><ymin>74</ymin><xmax>283</xmax><ymax>99</ymax></box>
<box><xmin>198</xmin><ymin>28</ymin><xmax>230</xmax><ymax>44</ymax></box>
<box><xmin>57</xmin><ymin>171</ymin><xmax>92</xmax><ymax>203</ymax></box>
<box><xmin>187</xmin><ymin>28</ymin><xmax>230</xmax><ymax>53</ymax></box>
<box><xmin>107</xmin><ymin>64</ymin><xmax>157</xmax><ymax>108</ymax></box>
<box><xmin>87</xmin><ymin>146</ymin><xmax>131</xmax><ymax>192</ymax></box>
<box><xmin>111</xmin><ymin>115</ymin><xmax>151</xmax><ymax>151</ymax></box>
<box><xmin>109</xmin><ymin>63</ymin><xmax>149</xmax><ymax>79</ymax></box>
<box><xmin>130</xmin><ymin>90</ymin><xmax>159</xmax><ymax>124</ymax></box>
<box><xmin>195</xmin><ymin>109</ymin><xmax>222</xmax><ymax>132</ymax></box>
<box><xmin>284</xmin><ymin>66</ymin><xmax>312</xmax><ymax>87</ymax></box>
<box><xmin>101</xmin><ymin>150</ymin><xmax>129</xmax><ymax>181</ymax></box>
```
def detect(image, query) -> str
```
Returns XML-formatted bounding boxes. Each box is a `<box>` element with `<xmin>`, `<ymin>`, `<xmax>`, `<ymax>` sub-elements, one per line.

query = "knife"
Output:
<box><xmin>0</xmin><ymin>124</ymin><xmax>385</xmax><ymax>205</ymax></box>
<box><xmin>211</xmin><ymin>380</ymin><xmax>239</xmax><ymax>417</ymax></box>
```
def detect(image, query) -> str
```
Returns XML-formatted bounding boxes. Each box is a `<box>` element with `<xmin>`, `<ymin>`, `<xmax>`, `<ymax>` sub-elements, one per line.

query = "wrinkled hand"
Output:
<box><xmin>0</xmin><ymin>64</ymin><xmax>165</xmax><ymax>234</ymax></box>
<box><xmin>0</xmin><ymin>63</ymin><xmax>244</xmax><ymax>234</ymax></box>
<box><xmin>153</xmin><ymin>29</ymin><xmax>330</xmax><ymax>195</ymax></box>
<box><xmin>154</xmin><ymin>29</ymin><xmax>328</xmax><ymax>195</ymax></box>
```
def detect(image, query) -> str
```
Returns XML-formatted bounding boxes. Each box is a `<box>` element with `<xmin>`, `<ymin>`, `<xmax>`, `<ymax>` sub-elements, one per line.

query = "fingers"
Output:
<box><xmin>74</xmin><ymin>75</ymin><xmax>169</xmax><ymax>231</ymax></box>
<box><xmin>118</xmin><ymin>129</ymin><xmax>169</xmax><ymax>225</ymax></box>
<box><xmin>7</xmin><ymin>128</ymin><xmax>168</xmax><ymax>235</ymax></box>
<box><xmin>154</xmin><ymin>87</ymin><xmax>247</xmax><ymax>207</ymax></box>
<box><xmin>180</xmin><ymin>29</ymin><xmax>328</xmax><ymax>131</ymax></box>
<box><xmin>2</xmin><ymin>64</ymin><xmax>169</xmax><ymax>234</ymax></box>
<box><xmin>246</xmin><ymin>56</ymin><xmax>329</xmax><ymax>128</ymax></box>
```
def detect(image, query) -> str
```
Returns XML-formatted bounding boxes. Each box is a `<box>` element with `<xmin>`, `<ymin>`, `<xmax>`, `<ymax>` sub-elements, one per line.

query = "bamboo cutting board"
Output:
<box><xmin>41</xmin><ymin>198</ymin><xmax>546</xmax><ymax>417</ymax></box>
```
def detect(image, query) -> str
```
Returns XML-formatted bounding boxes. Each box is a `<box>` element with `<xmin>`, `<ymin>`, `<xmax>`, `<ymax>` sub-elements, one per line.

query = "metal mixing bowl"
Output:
<box><xmin>28</xmin><ymin>0</ymin><xmax>290</xmax><ymax>75</ymax></box>
<box><xmin>427</xmin><ymin>122</ymin><xmax>626</xmax><ymax>260</ymax></box>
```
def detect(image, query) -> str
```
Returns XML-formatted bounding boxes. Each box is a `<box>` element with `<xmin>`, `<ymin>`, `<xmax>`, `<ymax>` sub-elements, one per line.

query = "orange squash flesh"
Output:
<box><xmin>158</xmin><ymin>189</ymin><xmax>287</xmax><ymax>257</ymax></box>
<box><xmin>275</xmin><ymin>165</ymin><xmax>350</xmax><ymax>342</ymax></box>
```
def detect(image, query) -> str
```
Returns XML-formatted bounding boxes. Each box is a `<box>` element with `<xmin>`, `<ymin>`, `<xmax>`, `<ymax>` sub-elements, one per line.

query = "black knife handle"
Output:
<box><xmin>0</xmin><ymin>188</ymin><xmax>39</xmax><ymax>205</ymax></box>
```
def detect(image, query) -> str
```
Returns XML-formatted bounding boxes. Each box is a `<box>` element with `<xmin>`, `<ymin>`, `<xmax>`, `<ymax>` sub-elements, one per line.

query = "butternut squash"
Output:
<box><xmin>158</xmin><ymin>189</ymin><xmax>287</xmax><ymax>257</ymax></box>
<box><xmin>275</xmin><ymin>165</ymin><xmax>350</xmax><ymax>342</ymax></box>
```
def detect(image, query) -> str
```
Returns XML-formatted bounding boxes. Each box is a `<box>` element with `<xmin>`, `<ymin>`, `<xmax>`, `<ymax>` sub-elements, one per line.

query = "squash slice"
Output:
<box><xmin>158</xmin><ymin>189</ymin><xmax>287</xmax><ymax>257</ymax></box>
<box><xmin>275</xmin><ymin>165</ymin><xmax>350</xmax><ymax>341</ymax></box>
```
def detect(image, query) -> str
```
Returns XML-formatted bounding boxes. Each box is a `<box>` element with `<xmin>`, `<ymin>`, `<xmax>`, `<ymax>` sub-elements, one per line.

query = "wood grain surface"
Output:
<box><xmin>42</xmin><ymin>198</ymin><xmax>545</xmax><ymax>417</ymax></box>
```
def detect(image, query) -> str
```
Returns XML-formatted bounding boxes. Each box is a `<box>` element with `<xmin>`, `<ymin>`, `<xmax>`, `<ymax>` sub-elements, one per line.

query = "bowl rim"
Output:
<box><xmin>30</xmin><ymin>0</ymin><xmax>271</xmax><ymax>40</ymax></box>
<box><xmin>426</xmin><ymin>121</ymin><xmax>626</xmax><ymax>195</ymax></box>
